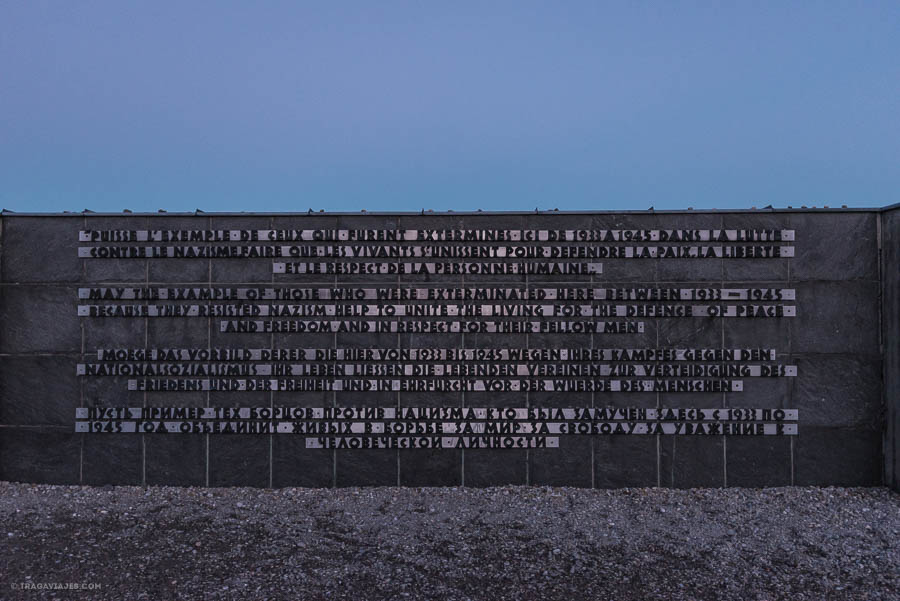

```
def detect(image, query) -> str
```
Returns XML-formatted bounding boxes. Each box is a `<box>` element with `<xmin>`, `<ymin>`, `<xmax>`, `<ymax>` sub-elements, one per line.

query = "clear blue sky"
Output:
<box><xmin>2</xmin><ymin>1</ymin><xmax>898</xmax><ymax>213</ymax></box>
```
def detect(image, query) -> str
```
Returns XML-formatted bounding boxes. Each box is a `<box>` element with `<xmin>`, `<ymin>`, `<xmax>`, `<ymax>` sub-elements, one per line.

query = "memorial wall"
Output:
<box><xmin>0</xmin><ymin>209</ymin><xmax>894</xmax><ymax>489</ymax></box>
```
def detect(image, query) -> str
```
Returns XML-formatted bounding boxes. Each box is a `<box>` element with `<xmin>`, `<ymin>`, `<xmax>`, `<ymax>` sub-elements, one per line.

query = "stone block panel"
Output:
<box><xmin>0</xmin><ymin>286</ymin><xmax>80</xmax><ymax>353</ymax></box>
<box><xmin>463</xmin><ymin>449</ymin><xmax>528</xmax><ymax>487</ymax></box>
<box><xmin>791</xmin><ymin>281</ymin><xmax>879</xmax><ymax>355</ymax></box>
<box><xmin>0</xmin><ymin>355</ymin><xmax>79</xmax><ymax>426</ymax></box>
<box><xmin>208</xmin><ymin>435</ymin><xmax>270</xmax><ymax>487</ymax></box>
<box><xmin>530</xmin><ymin>437</ymin><xmax>593</xmax><ymax>487</ymax></box>
<box><xmin>0</xmin><ymin>428</ymin><xmax>81</xmax><ymax>484</ymax></box>
<box><xmin>792</xmin><ymin>355</ymin><xmax>881</xmax><ymax>429</ymax></box>
<box><xmin>791</xmin><ymin>213</ymin><xmax>878</xmax><ymax>281</ymax></box>
<box><xmin>725</xmin><ymin>436</ymin><xmax>792</xmax><ymax>487</ymax></box>
<box><xmin>272</xmin><ymin>437</ymin><xmax>334</xmax><ymax>488</ymax></box>
<box><xmin>594</xmin><ymin>436</ymin><xmax>658</xmax><ymax>488</ymax></box>
<box><xmin>794</xmin><ymin>426</ymin><xmax>881</xmax><ymax>487</ymax></box>
<box><xmin>400</xmin><ymin>449</ymin><xmax>461</xmax><ymax>487</ymax></box>
<box><xmin>335</xmin><ymin>449</ymin><xmax>397</xmax><ymax>487</ymax></box>
<box><xmin>660</xmin><ymin>435</ymin><xmax>725</xmax><ymax>489</ymax></box>
<box><xmin>144</xmin><ymin>436</ymin><xmax>206</xmax><ymax>487</ymax></box>
<box><xmin>2</xmin><ymin>217</ymin><xmax>82</xmax><ymax>283</ymax></box>
<box><xmin>82</xmin><ymin>434</ymin><xmax>142</xmax><ymax>486</ymax></box>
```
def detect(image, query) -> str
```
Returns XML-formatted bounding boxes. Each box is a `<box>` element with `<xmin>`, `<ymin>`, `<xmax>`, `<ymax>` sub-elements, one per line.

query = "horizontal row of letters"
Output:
<box><xmin>79</xmin><ymin>406</ymin><xmax>797</xmax><ymax>421</ymax></box>
<box><xmin>79</xmin><ymin>247</ymin><xmax>792</xmax><ymax>261</ymax></box>
<box><xmin>79</xmin><ymin>287</ymin><xmax>796</xmax><ymax>301</ymax></box>
<box><xmin>78</xmin><ymin>363</ymin><xmax>796</xmax><ymax>377</ymax></box>
<box><xmin>76</xmin><ymin>406</ymin><xmax>799</xmax><ymax>440</ymax></box>
<box><xmin>75</xmin><ymin>391</ymin><xmax>799</xmax><ymax>441</ymax></box>
<box><xmin>76</xmin><ymin>424</ymin><xmax>795</xmax><ymax>440</ymax></box>
<box><xmin>121</xmin><ymin>378</ymin><xmax>748</xmax><ymax>391</ymax></box>
<box><xmin>219</xmin><ymin>320</ymin><xmax>646</xmax><ymax>333</ymax></box>
<box><xmin>92</xmin><ymin>347</ymin><xmax>780</xmax><ymax>362</ymax></box>
<box><xmin>79</xmin><ymin>303</ymin><xmax>797</xmax><ymax>318</ymax></box>
<box><xmin>79</xmin><ymin>229</ymin><xmax>797</xmax><ymax>242</ymax></box>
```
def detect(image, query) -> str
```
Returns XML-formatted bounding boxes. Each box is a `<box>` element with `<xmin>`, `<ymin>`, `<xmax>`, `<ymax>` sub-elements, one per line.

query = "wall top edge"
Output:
<box><xmin>0</xmin><ymin>206</ymin><xmax>895</xmax><ymax>218</ymax></box>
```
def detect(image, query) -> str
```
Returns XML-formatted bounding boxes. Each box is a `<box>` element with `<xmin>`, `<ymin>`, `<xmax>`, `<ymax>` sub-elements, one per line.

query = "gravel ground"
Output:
<box><xmin>0</xmin><ymin>482</ymin><xmax>897</xmax><ymax>601</ymax></box>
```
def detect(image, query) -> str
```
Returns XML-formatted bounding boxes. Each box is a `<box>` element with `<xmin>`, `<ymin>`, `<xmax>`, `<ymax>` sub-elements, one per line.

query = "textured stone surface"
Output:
<box><xmin>463</xmin><ymin>449</ymin><xmax>528</xmax><ymax>486</ymax></box>
<box><xmin>400</xmin><ymin>449</ymin><xmax>461</xmax><ymax>487</ymax></box>
<box><xmin>794</xmin><ymin>426</ymin><xmax>882</xmax><ymax>486</ymax></box>
<box><xmin>594</xmin><ymin>436</ymin><xmax>659</xmax><ymax>488</ymax></box>
<box><xmin>82</xmin><ymin>377</ymin><xmax>144</xmax><ymax>408</ymax></box>
<box><xmin>660</xmin><ymin>391</ymin><xmax>723</xmax><ymax>410</ymax></box>
<box><xmin>792</xmin><ymin>355</ymin><xmax>882</xmax><ymax>428</ymax></box>
<box><xmin>791</xmin><ymin>281</ymin><xmax>880</xmax><ymax>355</ymax></box>
<box><xmin>83</xmin><ymin>314</ymin><xmax>146</xmax><ymax>350</ymax></box>
<box><xmin>272</xmin><ymin>438</ymin><xmax>334</xmax><ymax>488</ymax></box>
<box><xmin>530</xmin><ymin>438</ymin><xmax>593</xmax><ymax>487</ymax></box>
<box><xmin>1</xmin><ymin>217</ymin><xmax>81</xmax><ymax>283</ymax></box>
<box><xmin>791</xmin><ymin>212</ymin><xmax>878</xmax><ymax>281</ymax></box>
<box><xmin>725</xmin><ymin>436</ymin><xmax>792</xmax><ymax>487</ymax></box>
<box><xmin>210</xmin><ymin>324</ymin><xmax>269</xmax><ymax>349</ymax></box>
<box><xmin>660</xmin><ymin>435</ymin><xmax>725</xmax><ymax>488</ymax></box>
<box><xmin>0</xmin><ymin>429</ymin><xmax>80</xmax><ymax>484</ymax></box>
<box><xmin>208</xmin><ymin>435</ymin><xmax>270</xmax><ymax>487</ymax></box>
<box><xmin>723</xmin><ymin>314</ymin><xmax>791</xmax><ymax>354</ymax></box>
<box><xmin>0</xmin><ymin>286</ymin><xmax>80</xmax><ymax>353</ymax></box>
<box><xmin>145</xmin><ymin>391</ymin><xmax>206</xmax><ymax>410</ymax></box>
<box><xmin>726</xmin><ymin>371</ymin><xmax>789</xmax><ymax>409</ymax></box>
<box><xmin>144</xmin><ymin>437</ymin><xmax>206</xmax><ymax>487</ymax></box>
<box><xmin>657</xmin><ymin>314</ymin><xmax>721</xmax><ymax>349</ymax></box>
<box><xmin>81</xmin><ymin>434</ymin><xmax>142</xmax><ymax>486</ymax></box>
<box><xmin>335</xmin><ymin>449</ymin><xmax>397</xmax><ymax>487</ymax></box>
<box><xmin>0</xmin><ymin>355</ymin><xmax>79</xmax><ymax>426</ymax></box>
<box><xmin>146</xmin><ymin>316</ymin><xmax>209</xmax><ymax>348</ymax></box>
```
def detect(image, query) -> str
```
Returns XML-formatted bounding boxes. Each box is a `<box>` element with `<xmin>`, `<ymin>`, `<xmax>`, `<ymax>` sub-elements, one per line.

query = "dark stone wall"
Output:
<box><xmin>0</xmin><ymin>210</ymin><xmax>888</xmax><ymax>488</ymax></box>
<box><xmin>883</xmin><ymin>207</ymin><xmax>900</xmax><ymax>491</ymax></box>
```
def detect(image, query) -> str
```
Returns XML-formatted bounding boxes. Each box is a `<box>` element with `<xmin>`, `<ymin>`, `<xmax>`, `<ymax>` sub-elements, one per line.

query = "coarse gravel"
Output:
<box><xmin>0</xmin><ymin>482</ymin><xmax>898</xmax><ymax>601</ymax></box>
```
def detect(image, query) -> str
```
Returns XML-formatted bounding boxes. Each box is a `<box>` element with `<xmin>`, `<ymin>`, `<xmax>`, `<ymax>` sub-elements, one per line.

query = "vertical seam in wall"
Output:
<box><xmin>333</xmin><ymin>270</ymin><xmax>339</xmax><ymax>488</ymax></box>
<box><xmin>590</xmin><ymin>272</ymin><xmax>595</xmax><ymax>489</ymax></box>
<box><xmin>205</xmin><ymin>216</ymin><xmax>211</xmax><ymax>488</ymax></box>
<box><xmin>655</xmin><ymin>243</ymin><xmax>661</xmax><ymax>488</ymax></box>
<box><xmin>80</xmin><ymin>216</ymin><xmax>86</xmax><ymax>484</ymax></box>
<box><xmin>876</xmin><ymin>212</ymin><xmax>887</xmax><ymax>486</ymax></box>
<box><xmin>396</xmin><ymin>257</ymin><xmax>401</xmax><ymax>487</ymax></box>
<box><xmin>143</xmin><ymin>220</ymin><xmax>148</xmax><ymax>487</ymax></box>
<box><xmin>460</xmin><ymin>271</ymin><xmax>465</xmax><ymax>487</ymax></box>
<box><xmin>788</xmin><ymin>214</ymin><xmax>795</xmax><ymax>486</ymax></box>
<box><xmin>877</xmin><ymin>213</ymin><xmax>884</xmax><ymax>354</ymax></box>
<box><xmin>269</xmin><ymin>216</ymin><xmax>275</xmax><ymax>488</ymax></box>
<box><xmin>525</xmin><ymin>270</ymin><xmax>530</xmax><ymax>486</ymax></box>
<box><xmin>655</xmin><ymin>318</ymin><xmax>661</xmax><ymax>487</ymax></box>
<box><xmin>721</xmin><ymin>214</ymin><xmax>727</xmax><ymax>488</ymax></box>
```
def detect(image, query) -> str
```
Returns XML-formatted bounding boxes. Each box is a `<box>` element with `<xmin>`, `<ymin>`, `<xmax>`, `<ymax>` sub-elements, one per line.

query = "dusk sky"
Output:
<box><xmin>2</xmin><ymin>2</ymin><xmax>898</xmax><ymax>213</ymax></box>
